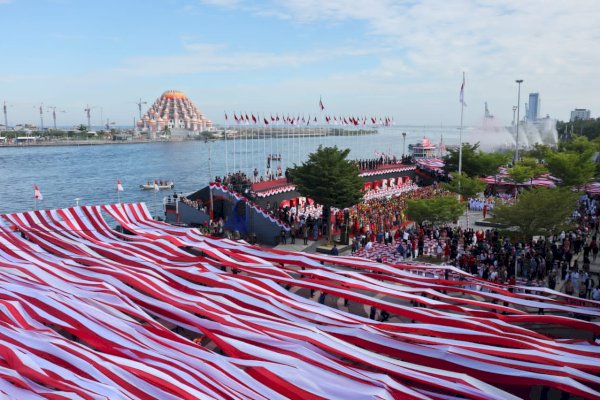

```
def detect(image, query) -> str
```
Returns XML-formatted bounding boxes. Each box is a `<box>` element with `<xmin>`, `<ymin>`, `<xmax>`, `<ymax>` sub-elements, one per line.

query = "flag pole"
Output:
<box><xmin>233</xmin><ymin>115</ymin><xmax>236</xmax><ymax>172</ymax></box>
<box><xmin>251</xmin><ymin>117</ymin><xmax>255</xmax><ymax>177</ymax></box>
<box><xmin>225</xmin><ymin>116</ymin><xmax>229</xmax><ymax>175</ymax></box>
<box><xmin>458</xmin><ymin>72</ymin><xmax>465</xmax><ymax>204</ymax></box>
<box><xmin>458</xmin><ymin>72</ymin><xmax>468</xmax><ymax>232</ymax></box>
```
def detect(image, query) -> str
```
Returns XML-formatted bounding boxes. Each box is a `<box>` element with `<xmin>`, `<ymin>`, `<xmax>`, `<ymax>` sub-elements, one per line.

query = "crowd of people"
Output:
<box><xmin>273</xmin><ymin>186</ymin><xmax>448</xmax><ymax>245</ymax></box>
<box><xmin>350</xmin><ymin>186</ymin><xmax>448</xmax><ymax>238</ymax></box>
<box><xmin>178</xmin><ymin>194</ymin><xmax>207</xmax><ymax>213</ymax></box>
<box><xmin>350</xmin><ymin>191</ymin><xmax>600</xmax><ymax>302</ymax></box>
<box><xmin>214</xmin><ymin>171</ymin><xmax>254</xmax><ymax>195</ymax></box>
<box><xmin>354</xmin><ymin>155</ymin><xmax>408</xmax><ymax>171</ymax></box>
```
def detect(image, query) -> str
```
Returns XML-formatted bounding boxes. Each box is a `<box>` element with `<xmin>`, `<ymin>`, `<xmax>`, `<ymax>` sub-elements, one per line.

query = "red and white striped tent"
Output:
<box><xmin>482</xmin><ymin>168</ymin><xmax>557</xmax><ymax>188</ymax></box>
<box><xmin>0</xmin><ymin>203</ymin><xmax>598</xmax><ymax>399</ymax></box>
<box><xmin>586</xmin><ymin>182</ymin><xmax>600</xmax><ymax>195</ymax></box>
<box><xmin>416</xmin><ymin>158</ymin><xmax>445</xmax><ymax>172</ymax></box>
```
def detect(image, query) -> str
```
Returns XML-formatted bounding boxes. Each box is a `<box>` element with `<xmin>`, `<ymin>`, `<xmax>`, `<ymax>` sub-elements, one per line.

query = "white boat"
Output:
<box><xmin>140</xmin><ymin>181</ymin><xmax>175</xmax><ymax>190</ymax></box>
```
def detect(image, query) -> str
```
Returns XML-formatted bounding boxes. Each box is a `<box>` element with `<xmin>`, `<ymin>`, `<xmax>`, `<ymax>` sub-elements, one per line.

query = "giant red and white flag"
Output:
<box><xmin>117</xmin><ymin>180</ymin><xmax>124</xmax><ymax>192</ymax></box>
<box><xmin>34</xmin><ymin>184</ymin><xmax>43</xmax><ymax>200</ymax></box>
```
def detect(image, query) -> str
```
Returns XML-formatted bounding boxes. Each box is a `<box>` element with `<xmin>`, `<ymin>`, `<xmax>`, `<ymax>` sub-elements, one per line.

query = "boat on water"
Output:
<box><xmin>140</xmin><ymin>180</ymin><xmax>175</xmax><ymax>190</ymax></box>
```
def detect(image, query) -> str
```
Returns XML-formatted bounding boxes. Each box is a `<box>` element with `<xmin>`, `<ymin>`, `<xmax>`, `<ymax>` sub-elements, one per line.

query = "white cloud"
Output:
<box><xmin>195</xmin><ymin>0</ymin><xmax>600</xmax><ymax>122</ymax></box>
<box><xmin>113</xmin><ymin>38</ymin><xmax>389</xmax><ymax>76</ymax></box>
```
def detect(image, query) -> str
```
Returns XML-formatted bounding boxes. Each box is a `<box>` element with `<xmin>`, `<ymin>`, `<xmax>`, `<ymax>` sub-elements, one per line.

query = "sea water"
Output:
<box><xmin>0</xmin><ymin>126</ymin><xmax>462</xmax><ymax>214</ymax></box>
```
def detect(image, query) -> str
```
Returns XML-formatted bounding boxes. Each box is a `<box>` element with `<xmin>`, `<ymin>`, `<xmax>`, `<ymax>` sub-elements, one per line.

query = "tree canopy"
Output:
<box><xmin>522</xmin><ymin>144</ymin><xmax>552</xmax><ymax>163</ymax></box>
<box><xmin>443</xmin><ymin>174</ymin><xmax>485</xmax><ymax>198</ymax></box>
<box><xmin>443</xmin><ymin>142</ymin><xmax>510</xmax><ymax>177</ymax></box>
<box><xmin>557</xmin><ymin>119</ymin><xmax>600</xmax><ymax>142</ymax></box>
<box><xmin>289</xmin><ymin>146</ymin><xmax>363</xmax><ymax>209</ymax></box>
<box><xmin>558</xmin><ymin>135</ymin><xmax>598</xmax><ymax>154</ymax></box>
<box><xmin>405</xmin><ymin>196</ymin><xmax>464</xmax><ymax>226</ymax></box>
<box><xmin>492</xmin><ymin>188</ymin><xmax>578</xmax><ymax>240</ymax></box>
<box><xmin>545</xmin><ymin>150</ymin><xmax>596</xmax><ymax>187</ymax></box>
<box><xmin>505</xmin><ymin>157</ymin><xmax>548</xmax><ymax>185</ymax></box>
<box><xmin>506</xmin><ymin>164</ymin><xmax>536</xmax><ymax>185</ymax></box>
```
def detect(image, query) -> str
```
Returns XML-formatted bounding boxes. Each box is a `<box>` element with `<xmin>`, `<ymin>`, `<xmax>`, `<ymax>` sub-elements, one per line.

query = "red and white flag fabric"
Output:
<box><xmin>117</xmin><ymin>180</ymin><xmax>124</xmax><ymax>192</ymax></box>
<box><xmin>2</xmin><ymin>202</ymin><xmax>600</xmax><ymax>399</ymax></box>
<box><xmin>153</xmin><ymin>180</ymin><xmax>159</xmax><ymax>192</ymax></box>
<box><xmin>33</xmin><ymin>184</ymin><xmax>43</xmax><ymax>200</ymax></box>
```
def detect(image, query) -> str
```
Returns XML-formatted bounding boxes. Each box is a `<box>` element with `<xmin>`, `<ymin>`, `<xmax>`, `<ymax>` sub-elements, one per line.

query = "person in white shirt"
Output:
<box><xmin>592</xmin><ymin>286</ymin><xmax>600</xmax><ymax>301</ymax></box>
<box><xmin>571</xmin><ymin>270</ymin><xmax>580</xmax><ymax>295</ymax></box>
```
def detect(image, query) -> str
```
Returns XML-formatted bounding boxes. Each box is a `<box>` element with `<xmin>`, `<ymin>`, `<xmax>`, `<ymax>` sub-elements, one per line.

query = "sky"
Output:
<box><xmin>1</xmin><ymin>0</ymin><xmax>599</xmax><ymax>128</ymax></box>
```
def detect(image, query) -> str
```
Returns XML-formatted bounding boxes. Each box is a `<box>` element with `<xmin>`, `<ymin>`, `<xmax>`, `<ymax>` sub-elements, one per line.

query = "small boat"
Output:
<box><xmin>140</xmin><ymin>181</ymin><xmax>175</xmax><ymax>190</ymax></box>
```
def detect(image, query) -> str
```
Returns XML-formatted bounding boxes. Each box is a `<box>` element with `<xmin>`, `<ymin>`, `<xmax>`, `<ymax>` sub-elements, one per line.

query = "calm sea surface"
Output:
<box><xmin>0</xmin><ymin>126</ymin><xmax>464</xmax><ymax>214</ymax></box>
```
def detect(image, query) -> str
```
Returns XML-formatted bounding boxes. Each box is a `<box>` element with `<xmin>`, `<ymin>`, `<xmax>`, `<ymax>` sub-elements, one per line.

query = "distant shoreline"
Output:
<box><xmin>0</xmin><ymin>139</ymin><xmax>183</xmax><ymax>148</ymax></box>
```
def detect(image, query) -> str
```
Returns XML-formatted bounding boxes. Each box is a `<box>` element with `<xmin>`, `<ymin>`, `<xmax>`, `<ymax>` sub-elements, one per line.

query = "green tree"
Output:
<box><xmin>517</xmin><ymin>157</ymin><xmax>548</xmax><ymax>176</ymax></box>
<box><xmin>523</xmin><ymin>144</ymin><xmax>552</xmax><ymax>162</ymax></box>
<box><xmin>559</xmin><ymin>135</ymin><xmax>597</xmax><ymax>153</ymax></box>
<box><xmin>443</xmin><ymin>142</ymin><xmax>509</xmax><ymax>176</ymax></box>
<box><xmin>492</xmin><ymin>188</ymin><xmax>578</xmax><ymax>240</ymax></box>
<box><xmin>443</xmin><ymin>174</ymin><xmax>485</xmax><ymax>199</ymax></box>
<box><xmin>545</xmin><ymin>150</ymin><xmax>596</xmax><ymax>187</ymax></box>
<box><xmin>405</xmin><ymin>196</ymin><xmax>464</xmax><ymax>226</ymax></box>
<box><xmin>506</xmin><ymin>165</ymin><xmax>536</xmax><ymax>185</ymax></box>
<box><xmin>558</xmin><ymin>118</ymin><xmax>600</xmax><ymax>141</ymax></box>
<box><xmin>289</xmin><ymin>146</ymin><xmax>363</xmax><ymax>241</ymax></box>
<box><xmin>505</xmin><ymin>157</ymin><xmax>548</xmax><ymax>186</ymax></box>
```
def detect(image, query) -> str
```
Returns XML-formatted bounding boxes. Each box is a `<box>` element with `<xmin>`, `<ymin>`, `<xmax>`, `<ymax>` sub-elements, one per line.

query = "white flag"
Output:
<box><xmin>117</xmin><ymin>180</ymin><xmax>124</xmax><ymax>192</ymax></box>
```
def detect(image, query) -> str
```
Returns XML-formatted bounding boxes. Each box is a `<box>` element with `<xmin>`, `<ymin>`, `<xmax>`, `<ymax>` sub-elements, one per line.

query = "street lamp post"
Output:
<box><xmin>514</xmin><ymin>79</ymin><xmax>523</xmax><ymax>164</ymax></box>
<box><xmin>402</xmin><ymin>132</ymin><xmax>406</xmax><ymax>159</ymax></box>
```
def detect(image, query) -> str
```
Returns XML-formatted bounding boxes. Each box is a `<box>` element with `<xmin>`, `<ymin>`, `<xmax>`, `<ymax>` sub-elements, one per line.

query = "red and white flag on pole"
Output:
<box><xmin>460</xmin><ymin>72</ymin><xmax>467</xmax><ymax>106</ymax></box>
<box><xmin>153</xmin><ymin>180</ymin><xmax>160</xmax><ymax>192</ymax></box>
<box><xmin>117</xmin><ymin>180</ymin><xmax>124</xmax><ymax>192</ymax></box>
<box><xmin>34</xmin><ymin>184</ymin><xmax>43</xmax><ymax>200</ymax></box>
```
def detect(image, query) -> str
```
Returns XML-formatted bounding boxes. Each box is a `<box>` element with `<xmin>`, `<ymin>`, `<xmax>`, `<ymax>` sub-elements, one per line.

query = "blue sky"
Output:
<box><xmin>1</xmin><ymin>0</ymin><xmax>599</xmax><ymax>127</ymax></box>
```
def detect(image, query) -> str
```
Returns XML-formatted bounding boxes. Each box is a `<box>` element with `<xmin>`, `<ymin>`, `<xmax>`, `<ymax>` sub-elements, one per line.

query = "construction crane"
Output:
<box><xmin>47</xmin><ymin>106</ymin><xmax>66</xmax><ymax>130</ymax></box>
<box><xmin>2</xmin><ymin>101</ymin><xmax>11</xmax><ymax>130</ymax></box>
<box><xmin>105</xmin><ymin>118</ymin><xmax>116</xmax><ymax>131</ymax></box>
<box><xmin>84</xmin><ymin>105</ymin><xmax>93</xmax><ymax>130</ymax></box>
<box><xmin>136</xmin><ymin>98</ymin><xmax>147</xmax><ymax>120</ymax></box>
<box><xmin>484</xmin><ymin>102</ymin><xmax>494</xmax><ymax>119</ymax></box>
<box><xmin>36</xmin><ymin>103</ymin><xmax>45</xmax><ymax>131</ymax></box>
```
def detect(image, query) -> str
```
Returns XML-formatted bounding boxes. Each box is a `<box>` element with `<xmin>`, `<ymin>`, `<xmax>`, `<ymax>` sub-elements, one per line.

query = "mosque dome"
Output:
<box><xmin>138</xmin><ymin>90</ymin><xmax>212</xmax><ymax>132</ymax></box>
<box><xmin>161</xmin><ymin>90</ymin><xmax>188</xmax><ymax>100</ymax></box>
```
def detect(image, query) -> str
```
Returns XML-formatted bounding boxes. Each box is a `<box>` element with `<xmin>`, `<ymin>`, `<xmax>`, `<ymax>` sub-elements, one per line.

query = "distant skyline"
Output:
<box><xmin>1</xmin><ymin>0</ymin><xmax>599</xmax><ymax>128</ymax></box>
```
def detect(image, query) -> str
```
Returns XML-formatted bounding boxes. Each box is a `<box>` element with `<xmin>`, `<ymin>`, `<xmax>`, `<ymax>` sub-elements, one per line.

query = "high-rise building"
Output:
<box><xmin>527</xmin><ymin>93</ymin><xmax>540</xmax><ymax>121</ymax></box>
<box><xmin>570</xmin><ymin>108</ymin><xmax>591</xmax><ymax>121</ymax></box>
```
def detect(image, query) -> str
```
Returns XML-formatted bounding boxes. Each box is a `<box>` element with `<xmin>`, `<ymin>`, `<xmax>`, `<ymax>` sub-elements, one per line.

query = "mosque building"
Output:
<box><xmin>137</xmin><ymin>90</ymin><xmax>213</xmax><ymax>138</ymax></box>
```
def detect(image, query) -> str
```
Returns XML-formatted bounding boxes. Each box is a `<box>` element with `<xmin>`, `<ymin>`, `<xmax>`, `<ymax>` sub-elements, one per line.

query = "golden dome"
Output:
<box><xmin>161</xmin><ymin>90</ymin><xmax>187</xmax><ymax>100</ymax></box>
